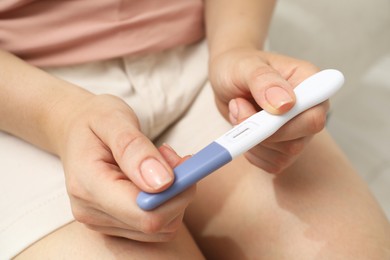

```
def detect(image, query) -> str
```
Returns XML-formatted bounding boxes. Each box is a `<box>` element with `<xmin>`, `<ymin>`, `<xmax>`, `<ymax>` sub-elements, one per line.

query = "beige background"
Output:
<box><xmin>269</xmin><ymin>0</ymin><xmax>390</xmax><ymax>219</ymax></box>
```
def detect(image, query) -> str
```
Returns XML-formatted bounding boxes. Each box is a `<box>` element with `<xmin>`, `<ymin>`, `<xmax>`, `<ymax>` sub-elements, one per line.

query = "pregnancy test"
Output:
<box><xmin>137</xmin><ymin>69</ymin><xmax>344</xmax><ymax>210</ymax></box>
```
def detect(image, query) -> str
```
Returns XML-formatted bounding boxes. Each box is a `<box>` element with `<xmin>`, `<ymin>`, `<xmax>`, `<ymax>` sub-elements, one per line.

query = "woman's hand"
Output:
<box><xmin>0</xmin><ymin>49</ymin><xmax>194</xmax><ymax>242</ymax></box>
<box><xmin>56</xmin><ymin>94</ymin><xmax>195</xmax><ymax>242</ymax></box>
<box><xmin>209</xmin><ymin>48</ymin><xmax>329</xmax><ymax>173</ymax></box>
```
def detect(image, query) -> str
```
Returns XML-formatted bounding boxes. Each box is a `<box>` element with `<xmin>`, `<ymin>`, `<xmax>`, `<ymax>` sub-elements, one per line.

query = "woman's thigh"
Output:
<box><xmin>184</xmin><ymin>131</ymin><xmax>390</xmax><ymax>259</ymax></box>
<box><xmin>14</xmin><ymin>221</ymin><xmax>204</xmax><ymax>260</ymax></box>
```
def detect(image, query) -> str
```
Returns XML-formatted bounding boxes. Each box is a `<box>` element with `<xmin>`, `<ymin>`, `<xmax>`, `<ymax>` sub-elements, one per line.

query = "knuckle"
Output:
<box><xmin>164</xmin><ymin>215</ymin><xmax>184</xmax><ymax>233</ymax></box>
<box><xmin>274</xmin><ymin>155</ymin><xmax>290</xmax><ymax>169</ymax></box>
<box><xmin>72</xmin><ymin>207</ymin><xmax>93</xmax><ymax>225</ymax></box>
<box><xmin>139</xmin><ymin>214</ymin><xmax>165</xmax><ymax>234</ymax></box>
<box><xmin>244</xmin><ymin>152</ymin><xmax>262</xmax><ymax>168</ymax></box>
<box><xmin>113</xmin><ymin>130</ymin><xmax>144</xmax><ymax>160</ymax></box>
<box><xmin>299</xmin><ymin>61</ymin><xmax>319</xmax><ymax>72</ymax></box>
<box><xmin>268</xmin><ymin>154</ymin><xmax>292</xmax><ymax>174</ymax></box>
<box><xmin>291</xmin><ymin>59</ymin><xmax>319</xmax><ymax>75</ymax></box>
<box><xmin>308</xmin><ymin>110</ymin><xmax>327</xmax><ymax>134</ymax></box>
<box><xmin>285</xmin><ymin>139</ymin><xmax>306</xmax><ymax>156</ymax></box>
<box><xmin>249</xmin><ymin>65</ymin><xmax>278</xmax><ymax>82</ymax></box>
<box><xmin>263</xmin><ymin>164</ymin><xmax>277</xmax><ymax>174</ymax></box>
<box><xmin>84</xmin><ymin>224</ymin><xmax>100</xmax><ymax>232</ymax></box>
<box><xmin>270</xmin><ymin>167</ymin><xmax>282</xmax><ymax>174</ymax></box>
<box><xmin>265</xmin><ymin>164</ymin><xmax>283</xmax><ymax>174</ymax></box>
<box><xmin>67</xmin><ymin>177</ymin><xmax>88</xmax><ymax>201</ymax></box>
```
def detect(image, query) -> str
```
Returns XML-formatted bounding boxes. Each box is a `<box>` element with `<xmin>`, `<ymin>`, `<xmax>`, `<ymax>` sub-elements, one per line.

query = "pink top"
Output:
<box><xmin>0</xmin><ymin>0</ymin><xmax>204</xmax><ymax>67</ymax></box>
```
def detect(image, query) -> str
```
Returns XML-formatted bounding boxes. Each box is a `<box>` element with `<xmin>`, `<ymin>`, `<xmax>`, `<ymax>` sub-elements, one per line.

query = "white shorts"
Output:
<box><xmin>0</xmin><ymin>40</ymin><xmax>231</xmax><ymax>258</ymax></box>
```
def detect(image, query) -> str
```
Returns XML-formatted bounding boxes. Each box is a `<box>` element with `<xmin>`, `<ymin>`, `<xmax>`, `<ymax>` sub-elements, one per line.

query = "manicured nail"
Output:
<box><xmin>265</xmin><ymin>87</ymin><xmax>294</xmax><ymax>110</ymax></box>
<box><xmin>228</xmin><ymin>99</ymin><xmax>239</xmax><ymax>124</ymax></box>
<box><xmin>140</xmin><ymin>158</ymin><xmax>172</xmax><ymax>190</ymax></box>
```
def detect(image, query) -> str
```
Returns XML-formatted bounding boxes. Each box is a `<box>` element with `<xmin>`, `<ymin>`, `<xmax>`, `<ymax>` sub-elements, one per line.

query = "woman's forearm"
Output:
<box><xmin>0</xmin><ymin>49</ymin><xmax>92</xmax><ymax>154</ymax></box>
<box><xmin>205</xmin><ymin>0</ymin><xmax>276</xmax><ymax>58</ymax></box>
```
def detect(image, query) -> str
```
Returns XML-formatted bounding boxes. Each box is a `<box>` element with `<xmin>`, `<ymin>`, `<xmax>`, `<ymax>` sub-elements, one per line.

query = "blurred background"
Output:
<box><xmin>269</xmin><ymin>0</ymin><xmax>390</xmax><ymax>219</ymax></box>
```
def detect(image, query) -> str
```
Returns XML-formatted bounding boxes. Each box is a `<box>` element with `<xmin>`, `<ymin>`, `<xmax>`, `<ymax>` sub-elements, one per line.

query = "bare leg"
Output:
<box><xmin>14</xmin><ymin>221</ymin><xmax>204</xmax><ymax>260</ymax></box>
<box><xmin>185</xmin><ymin>130</ymin><xmax>390</xmax><ymax>259</ymax></box>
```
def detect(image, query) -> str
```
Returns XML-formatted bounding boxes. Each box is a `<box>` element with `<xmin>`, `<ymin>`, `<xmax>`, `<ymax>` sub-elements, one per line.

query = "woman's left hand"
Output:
<box><xmin>208</xmin><ymin>48</ymin><xmax>329</xmax><ymax>173</ymax></box>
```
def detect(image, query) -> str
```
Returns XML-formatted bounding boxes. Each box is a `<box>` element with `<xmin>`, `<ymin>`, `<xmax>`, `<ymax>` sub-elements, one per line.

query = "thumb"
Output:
<box><xmin>244</xmin><ymin>63</ymin><xmax>296</xmax><ymax>115</ymax></box>
<box><xmin>91</xmin><ymin>117</ymin><xmax>174</xmax><ymax>193</ymax></box>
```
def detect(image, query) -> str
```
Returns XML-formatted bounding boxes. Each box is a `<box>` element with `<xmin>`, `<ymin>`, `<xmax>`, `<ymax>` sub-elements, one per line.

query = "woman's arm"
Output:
<box><xmin>204</xmin><ymin>0</ymin><xmax>328</xmax><ymax>173</ymax></box>
<box><xmin>205</xmin><ymin>0</ymin><xmax>275</xmax><ymax>58</ymax></box>
<box><xmin>0</xmin><ymin>49</ymin><xmax>194</xmax><ymax>241</ymax></box>
<box><xmin>0</xmin><ymin>49</ymin><xmax>91</xmax><ymax>154</ymax></box>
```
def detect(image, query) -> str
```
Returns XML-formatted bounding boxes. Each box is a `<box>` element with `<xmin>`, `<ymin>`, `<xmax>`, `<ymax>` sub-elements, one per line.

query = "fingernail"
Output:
<box><xmin>265</xmin><ymin>87</ymin><xmax>294</xmax><ymax>110</ymax></box>
<box><xmin>140</xmin><ymin>158</ymin><xmax>172</xmax><ymax>190</ymax></box>
<box><xmin>228</xmin><ymin>99</ymin><xmax>239</xmax><ymax>124</ymax></box>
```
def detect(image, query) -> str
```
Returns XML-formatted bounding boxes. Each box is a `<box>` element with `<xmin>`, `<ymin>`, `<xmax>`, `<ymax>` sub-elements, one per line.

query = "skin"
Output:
<box><xmin>205</xmin><ymin>0</ymin><xmax>326</xmax><ymax>174</ymax></box>
<box><xmin>1</xmin><ymin>0</ymin><xmax>293</xmax><ymax>243</ymax></box>
<box><xmin>1</xmin><ymin>0</ymin><xmax>389</xmax><ymax>258</ymax></box>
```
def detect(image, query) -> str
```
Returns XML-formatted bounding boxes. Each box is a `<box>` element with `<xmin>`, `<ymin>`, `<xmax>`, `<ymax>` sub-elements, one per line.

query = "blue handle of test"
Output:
<box><xmin>136</xmin><ymin>142</ymin><xmax>232</xmax><ymax>211</ymax></box>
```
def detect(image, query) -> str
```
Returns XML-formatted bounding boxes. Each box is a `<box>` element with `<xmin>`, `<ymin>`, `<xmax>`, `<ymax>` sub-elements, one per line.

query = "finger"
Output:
<box><xmin>79</xmin><ymin>139</ymin><xmax>196</xmax><ymax>234</ymax></box>
<box><xmin>89</xmin><ymin>164</ymin><xmax>195</xmax><ymax>233</ymax></box>
<box><xmin>81</xmin><ymin>207</ymin><xmax>184</xmax><ymax>237</ymax></box>
<box><xmin>267</xmin><ymin>54</ymin><xmax>320</xmax><ymax>88</ymax></box>
<box><xmin>245</xmin><ymin>143</ymin><xmax>299</xmax><ymax>174</ymax></box>
<box><xmin>230</xmin><ymin>97</ymin><xmax>329</xmax><ymax>142</ymax></box>
<box><xmin>240</xmin><ymin>58</ymin><xmax>296</xmax><ymax>114</ymax></box>
<box><xmin>90</xmin><ymin>108</ymin><xmax>174</xmax><ymax>193</ymax></box>
<box><xmin>228</xmin><ymin>97</ymin><xmax>257</xmax><ymax>125</ymax></box>
<box><xmin>261</xmin><ymin>136</ymin><xmax>312</xmax><ymax>157</ymax></box>
<box><xmin>244</xmin><ymin>150</ymin><xmax>289</xmax><ymax>174</ymax></box>
<box><xmin>85</xmin><ymin>224</ymin><xmax>179</xmax><ymax>242</ymax></box>
<box><xmin>158</xmin><ymin>143</ymin><xmax>190</xmax><ymax>168</ymax></box>
<box><xmin>71</xmin><ymin>202</ymin><xmax>131</xmax><ymax>229</ymax></box>
<box><xmin>266</xmin><ymin>101</ymin><xmax>329</xmax><ymax>142</ymax></box>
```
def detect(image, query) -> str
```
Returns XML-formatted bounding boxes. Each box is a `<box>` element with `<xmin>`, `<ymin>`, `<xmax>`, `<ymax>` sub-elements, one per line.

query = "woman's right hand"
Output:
<box><xmin>54</xmin><ymin>93</ymin><xmax>195</xmax><ymax>242</ymax></box>
<box><xmin>0</xmin><ymin>49</ymin><xmax>194</xmax><ymax>242</ymax></box>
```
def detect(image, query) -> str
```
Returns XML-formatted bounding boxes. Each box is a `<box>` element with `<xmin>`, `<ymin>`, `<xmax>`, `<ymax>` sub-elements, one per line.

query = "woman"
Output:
<box><xmin>1</xmin><ymin>0</ymin><xmax>389</xmax><ymax>258</ymax></box>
